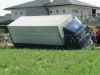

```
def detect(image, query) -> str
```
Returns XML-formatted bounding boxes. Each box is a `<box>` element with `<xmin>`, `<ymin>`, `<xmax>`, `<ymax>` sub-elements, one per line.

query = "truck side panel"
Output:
<box><xmin>8</xmin><ymin>26</ymin><xmax>63</xmax><ymax>45</ymax></box>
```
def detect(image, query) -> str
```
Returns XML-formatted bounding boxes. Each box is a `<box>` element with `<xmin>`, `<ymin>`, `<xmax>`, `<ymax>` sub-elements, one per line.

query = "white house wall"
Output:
<box><xmin>49</xmin><ymin>6</ymin><xmax>92</xmax><ymax>17</ymax></box>
<box><xmin>10</xmin><ymin>5</ymin><xmax>92</xmax><ymax>20</ymax></box>
<box><xmin>26</xmin><ymin>7</ymin><xmax>48</xmax><ymax>16</ymax></box>
<box><xmin>11</xmin><ymin>9</ymin><xmax>26</xmax><ymax>20</ymax></box>
<box><xmin>96</xmin><ymin>10</ymin><xmax>100</xmax><ymax>14</ymax></box>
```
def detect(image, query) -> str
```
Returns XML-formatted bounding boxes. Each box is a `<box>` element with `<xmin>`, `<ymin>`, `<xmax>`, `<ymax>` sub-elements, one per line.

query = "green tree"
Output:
<box><xmin>0</xmin><ymin>28</ymin><xmax>5</xmax><ymax>35</ymax></box>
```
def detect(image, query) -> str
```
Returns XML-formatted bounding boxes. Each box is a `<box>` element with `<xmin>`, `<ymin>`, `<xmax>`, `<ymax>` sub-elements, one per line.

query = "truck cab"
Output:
<box><xmin>63</xmin><ymin>17</ymin><xmax>93</xmax><ymax>49</ymax></box>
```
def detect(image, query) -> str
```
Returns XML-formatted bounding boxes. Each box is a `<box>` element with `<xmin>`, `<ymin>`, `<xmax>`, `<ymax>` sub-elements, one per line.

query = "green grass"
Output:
<box><xmin>0</xmin><ymin>48</ymin><xmax>100</xmax><ymax>75</ymax></box>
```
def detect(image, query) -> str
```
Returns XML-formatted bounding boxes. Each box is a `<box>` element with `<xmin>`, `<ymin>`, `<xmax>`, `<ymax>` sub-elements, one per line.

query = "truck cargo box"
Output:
<box><xmin>7</xmin><ymin>15</ymin><xmax>73</xmax><ymax>46</ymax></box>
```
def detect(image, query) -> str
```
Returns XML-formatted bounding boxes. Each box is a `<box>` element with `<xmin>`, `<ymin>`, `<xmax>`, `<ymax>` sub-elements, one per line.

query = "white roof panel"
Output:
<box><xmin>8</xmin><ymin>15</ymin><xmax>72</xmax><ymax>26</ymax></box>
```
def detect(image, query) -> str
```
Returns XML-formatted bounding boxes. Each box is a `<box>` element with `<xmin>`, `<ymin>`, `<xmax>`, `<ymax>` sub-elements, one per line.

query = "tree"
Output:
<box><xmin>0</xmin><ymin>28</ymin><xmax>5</xmax><ymax>35</ymax></box>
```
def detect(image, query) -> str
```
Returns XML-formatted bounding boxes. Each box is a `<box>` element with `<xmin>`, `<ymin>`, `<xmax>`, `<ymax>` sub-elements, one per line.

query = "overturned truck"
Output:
<box><xmin>7</xmin><ymin>15</ymin><xmax>92</xmax><ymax>49</ymax></box>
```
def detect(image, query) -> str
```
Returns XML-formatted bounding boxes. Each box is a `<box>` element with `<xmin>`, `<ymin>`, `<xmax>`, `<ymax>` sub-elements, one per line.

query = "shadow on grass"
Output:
<box><xmin>13</xmin><ymin>43</ymin><xmax>84</xmax><ymax>50</ymax></box>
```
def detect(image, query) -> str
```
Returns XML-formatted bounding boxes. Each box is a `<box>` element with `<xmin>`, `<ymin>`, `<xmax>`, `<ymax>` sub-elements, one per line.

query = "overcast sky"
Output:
<box><xmin>0</xmin><ymin>0</ymin><xmax>100</xmax><ymax>16</ymax></box>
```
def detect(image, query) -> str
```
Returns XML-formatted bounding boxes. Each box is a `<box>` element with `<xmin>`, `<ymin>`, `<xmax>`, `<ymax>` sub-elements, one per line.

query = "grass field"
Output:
<box><xmin>0</xmin><ymin>48</ymin><xmax>100</xmax><ymax>75</ymax></box>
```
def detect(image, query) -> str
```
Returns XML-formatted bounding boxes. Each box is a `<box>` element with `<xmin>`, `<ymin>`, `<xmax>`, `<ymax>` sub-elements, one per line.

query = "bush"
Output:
<box><xmin>0</xmin><ymin>28</ymin><xmax>5</xmax><ymax>35</ymax></box>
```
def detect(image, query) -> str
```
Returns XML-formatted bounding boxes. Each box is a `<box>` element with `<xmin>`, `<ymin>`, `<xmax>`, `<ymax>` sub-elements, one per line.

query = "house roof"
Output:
<box><xmin>46</xmin><ymin>0</ymin><xmax>99</xmax><ymax>8</ymax></box>
<box><xmin>0</xmin><ymin>16</ymin><xmax>11</xmax><ymax>23</ymax></box>
<box><xmin>4</xmin><ymin>0</ymin><xmax>100</xmax><ymax>10</ymax></box>
<box><xmin>0</xmin><ymin>20</ymin><xmax>14</xmax><ymax>26</ymax></box>
<box><xmin>4</xmin><ymin>14</ymin><xmax>11</xmax><ymax>17</ymax></box>
<box><xmin>0</xmin><ymin>14</ymin><xmax>13</xmax><ymax>26</ymax></box>
<box><xmin>4</xmin><ymin>0</ymin><xmax>49</xmax><ymax>10</ymax></box>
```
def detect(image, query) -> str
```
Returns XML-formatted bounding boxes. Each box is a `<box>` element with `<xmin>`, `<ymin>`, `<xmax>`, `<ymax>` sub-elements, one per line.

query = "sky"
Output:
<box><xmin>0</xmin><ymin>0</ymin><xmax>100</xmax><ymax>16</ymax></box>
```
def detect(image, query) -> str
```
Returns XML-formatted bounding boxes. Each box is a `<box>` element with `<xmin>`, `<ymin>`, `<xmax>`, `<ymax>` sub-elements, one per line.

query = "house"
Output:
<box><xmin>96</xmin><ymin>10</ymin><xmax>100</xmax><ymax>16</ymax></box>
<box><xmin>0</xmin><ymin>14</ymin><xmax>13</xmax><ymax>33</ymax></box>
<box><xmin>0</xmin><ymin>14</ymin><xmax>11</xmax><ymax>23</ymax></box>
<box><xmin>4</xmin><ymin>0</ymin><xmax>100</xmax><ymax>20</ymax></box>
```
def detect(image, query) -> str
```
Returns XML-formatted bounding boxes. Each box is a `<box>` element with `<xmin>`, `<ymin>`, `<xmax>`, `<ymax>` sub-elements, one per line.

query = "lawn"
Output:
<box><xmin>0</xmin><ymin>48</ymin><xmax>100</xmax><ymax>75</ymax></box>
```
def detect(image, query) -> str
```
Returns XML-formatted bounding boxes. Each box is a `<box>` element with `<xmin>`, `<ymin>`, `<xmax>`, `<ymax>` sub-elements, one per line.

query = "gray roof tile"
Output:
<box><xmin>4</xmin><ymin>0</ymin><xmax>100</xmax><ymax>10</ymax></box>
<box><xmin>5</xmin><ymin>0</ymin><xmax>49</xmax><ymax>9</ymax></box>
<box><xmin>0</xmin><ymin>14</ymin><xmax>12</xmax><ymax>25</ymax></box>
<box><xmin>0</xmin><ymin>16</ymin><xmax>11</xmax><ymax>23</ymax></box>
<box><xmin>46</xmin><ymin>0</ymin><xmax>99</xmax><ymax>7</ymax></box>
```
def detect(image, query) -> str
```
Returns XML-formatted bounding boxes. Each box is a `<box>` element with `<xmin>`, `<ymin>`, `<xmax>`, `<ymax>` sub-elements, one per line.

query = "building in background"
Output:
<box><xmin>0</xmin><ymin>14</ymin><xmax>13</xmax><ymax>32</ymax></box>
<box><xmin>4</xmin><ymin>0</ymin><xmax>100</xmax><ymax>20</ymax></box>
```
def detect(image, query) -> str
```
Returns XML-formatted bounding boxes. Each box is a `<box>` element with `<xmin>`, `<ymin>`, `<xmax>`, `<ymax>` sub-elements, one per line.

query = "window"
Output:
<box><xmin>50</xmin><ymin>10</ymin><xmax>52</xmax><ymax>13</ymax></box>
<box><xmin>20</xmin><ymin>12</ymin><xmax>22</xmax><ymax>15</ymax></box>
<box><xmin>63</xmin><ymin>10</ymin><xmax>65</xmax><ymax>13</ymax></box>
<box><xmin>72</xmin><ymin>10</ymin><xmax>78</xmax><ymax>13</ymax></box>
<box><xmin>15</xmin><ymin>12</ymin><xmax>17</xmax><ymax>15</ymax></box>
<box><xmin>56</xmin><ymin>10</ymin><xmax>59</xmax><ymax>13</ymax></box>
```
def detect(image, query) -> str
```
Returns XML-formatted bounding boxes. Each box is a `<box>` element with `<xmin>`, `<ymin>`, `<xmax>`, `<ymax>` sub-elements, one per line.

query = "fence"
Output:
<box><xmin>76</xmin><ymin>14</ymin><xmax>100</xmax><ymax>23</ymax></box>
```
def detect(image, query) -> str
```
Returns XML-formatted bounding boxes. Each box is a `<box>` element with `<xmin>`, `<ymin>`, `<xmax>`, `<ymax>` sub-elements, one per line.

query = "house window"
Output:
<box><xmin>72</xmin><ymin>10</ymin><xmax>78</xmax><ymax>13</ymax></box>
<box><xmin>63</xmin><ymin>10</ymin><xmax>65</xmax><ymax>13</ymax></box>
<box><xmin>50</xmin><ymin>10</ymin><xmax>52</xmax><ymax>13</ymax></box>
<box><xmin>15</xmin><ymin>12</ymin><xmax>17</xmax><ymax>15</ymax></box>
<box><xmin>56</xmin><ymin>10</ymin><xmax>59</xmax><ymax>13</ymax></box>
<box><xmin>20</xmin><ymin>12</ymin><xmax>22</xmax><ymax>15</ymax></box>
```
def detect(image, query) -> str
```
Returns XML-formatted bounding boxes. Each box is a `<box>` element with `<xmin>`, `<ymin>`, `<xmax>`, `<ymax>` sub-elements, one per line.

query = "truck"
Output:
<box><xmin>7</xmin><ymin>15</ymin><xmax>92</xmax><ymax>49</ymax></box>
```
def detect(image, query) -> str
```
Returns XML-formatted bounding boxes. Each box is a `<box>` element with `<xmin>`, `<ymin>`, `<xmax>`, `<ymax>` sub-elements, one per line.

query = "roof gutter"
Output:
<box><xmin>43</xmin><ymin>3</ymin><xmax>51</xmax><ymax>15</ymax></box>
<box><xmin>44</xmin><ymin>7</ymin><xmax>49</xmax><ymax>15</ymax></box>
<box><xmin>4</xmin><ymin>6</ymin><xmax>45</xmax><ymax>10</ymax></box>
